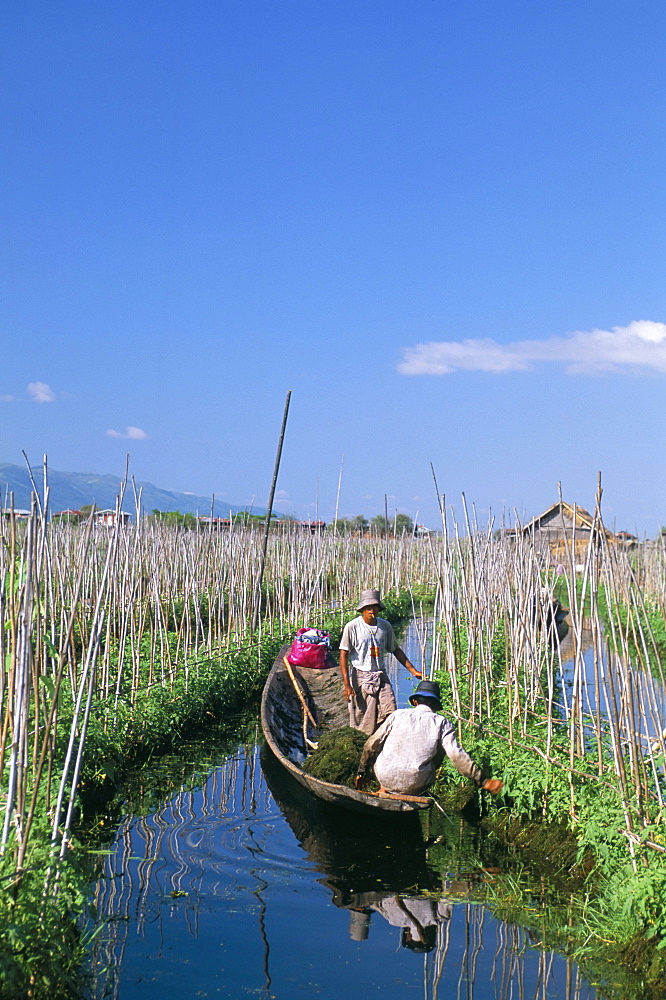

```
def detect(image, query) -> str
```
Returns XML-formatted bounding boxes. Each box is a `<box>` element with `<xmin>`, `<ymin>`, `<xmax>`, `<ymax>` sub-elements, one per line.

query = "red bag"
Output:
<box><xmin>287</xmin><ymin>628</ymin><xmax>331</xmax><ymax>669</ymax></box>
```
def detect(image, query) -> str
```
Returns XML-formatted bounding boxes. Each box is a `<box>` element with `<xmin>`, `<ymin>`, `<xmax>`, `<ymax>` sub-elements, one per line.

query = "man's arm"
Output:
<box><xmin>440</xmin><ymin>722</ymin><xmax>483</xmax><ymax>785</ymax></box>
<box><xmin>339</xmin><ymin>649</ymin><xmax>354</xmax><ymax>701</ymax></box>
<box><xmin>440</xmin><ymin>721</ymin><xmax>502</xmax><ymax>794</ymax></box>
<box><xmin>356</xmin><ymin>716</ymin><xmax>392</xmax><ymax>788</ymax></box>
<box><xmin>393</xmin><ymin>646</ymin><xmax>422</xmax><ymax>679</ymax></box>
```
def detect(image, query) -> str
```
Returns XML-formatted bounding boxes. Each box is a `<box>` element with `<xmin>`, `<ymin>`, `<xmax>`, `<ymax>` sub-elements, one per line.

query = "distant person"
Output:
<box><xmin>339</xmin><ymin>589</ymin><xmax>421</xmax><ymax>735</ymax></box>
<box><xmin>356</xmin><ymin>680</ymin><xmax>503</xmax><ymax>797</ymax></box>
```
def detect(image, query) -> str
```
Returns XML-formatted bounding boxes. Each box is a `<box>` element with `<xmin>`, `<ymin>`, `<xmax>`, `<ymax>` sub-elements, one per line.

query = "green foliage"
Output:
<box><xmin>370</xmin><ymin>513</ymin><xmax>414</xmax><ymax>536</ymax></box>
<box><xmin>330</xmin><ymin>514</ymin><xmax>369</xmax><ymax>534</ymax></box>
<box><xmin>331</xmin><ymin>512</ymin><xmax>415</xmax><ymax>536</ymax></box>
<box><xmin>0</xmin><ymin>841</ymin><xmax>91</xmax><ymax>999</ymax></box>
<box><xmin>302</xmin><ymin>727</ymin><xmax>369</xmax><ymax>788</ymax></box>
<box><xmin>72</xmin><ymin>631</ymin><xmax>290</xmax><ymax>803</ymax></box>
<box><xmin>150</xmin><ymin>509</ymin><xmax>197</xmax><ymax>528</ymax></box>
<box><xmin>427</xmin><ymin>611</ymin><xmax>666</xmax><ymax>992</ymax></box>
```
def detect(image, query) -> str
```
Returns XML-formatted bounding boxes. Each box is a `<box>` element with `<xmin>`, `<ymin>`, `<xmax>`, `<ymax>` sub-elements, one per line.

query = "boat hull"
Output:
<box><xmin>260</xmin><ymin>647</ymin><xmax>431</xmax><ymax>816</ymax></box>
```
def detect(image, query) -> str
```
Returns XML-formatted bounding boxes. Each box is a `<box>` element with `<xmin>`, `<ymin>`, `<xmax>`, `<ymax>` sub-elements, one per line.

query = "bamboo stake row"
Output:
<box><xmin>1</xmin><ymin>487</ymin><xmax>665</xmax><ymax>885</ymax></box>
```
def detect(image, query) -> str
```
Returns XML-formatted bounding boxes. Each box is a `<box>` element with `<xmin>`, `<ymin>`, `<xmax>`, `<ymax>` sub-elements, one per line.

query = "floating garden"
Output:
<box><xmin>1</xmin><ymin>495</ymin><xmax>666</xmax><ymax>996</ymax></box>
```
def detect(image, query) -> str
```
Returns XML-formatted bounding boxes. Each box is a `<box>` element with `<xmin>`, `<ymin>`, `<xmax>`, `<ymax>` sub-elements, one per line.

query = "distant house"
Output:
<box><xmin>522</xmin><ymin>501</ymin><xmax>599</xmax><ymax>538</ymax></box>
<box><xmin>519</xmin><ymin>501</ymin><xmax>608</xmax><ymax>563</ymax></box>
<box><xmin>197</xmin><ymin>516</ymin><xmax>232</xmax><ymax>530</ymax></box>
<box><xmin>96</xmin><ymin>509</ymin><xmax>131</xmax><ymax>527</ymax></box>
<box><xmin>295</xmin><ymin>520</ymin><xmax>326</xmax><ymax>533</ymax></box>
<box><xmin>518</xmin><ymin>501</ymin><xmax>631</xmax><ymax>563</ymax></box>
<box><xmin>616</xmin><ymin>530</ymin><xmax>639</xmax><ymax>548</ymax></box>
<box><xmin>52</xmin><ymin>509</ymin><xmax>83</xmax><ymax>522</ymax></box>
<box><xmin>1</xmin><ymin>508</ymin><xmax>31</xmax><ymax>520</ymax></box>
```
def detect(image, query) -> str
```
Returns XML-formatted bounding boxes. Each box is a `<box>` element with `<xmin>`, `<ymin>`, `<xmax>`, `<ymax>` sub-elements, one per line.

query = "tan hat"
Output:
<box><xmin>356</xmin><ymin>589</ymin><xmax>385</xmax><ymax>612</ymax></box>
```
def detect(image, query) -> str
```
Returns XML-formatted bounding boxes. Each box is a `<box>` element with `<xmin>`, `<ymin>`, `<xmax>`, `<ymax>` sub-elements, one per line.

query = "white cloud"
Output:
<box><xmin>27</xmin><ymin>381</ymin><xmax>56</xmax><ymax>402</ymax></box>
<box><xmin>397</xmin><ymin>320</ymin><xmax>666</xmax><ymax>376</ymax></box>
<box><xmin>106</xmin><ymin>426</ymin><xmax>148</xmax><ymax>440</ymax></box>
<box><xmin>275</xmin><ymin>489</ymin><xmax>289</xmax><ymax>500</ymax></box>
<box><xmin>0</xmin><ymin>394</ymin><xmax>13</xmax><ymax>402</ymax></box>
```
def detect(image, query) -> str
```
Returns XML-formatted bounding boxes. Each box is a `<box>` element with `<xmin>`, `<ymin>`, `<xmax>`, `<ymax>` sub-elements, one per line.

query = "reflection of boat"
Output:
<box><xmin>260</xmin><ymin>743</ymin><xmax>438</xmax><ymax>902</ymax></box>
<box><xmin>262</xmin><ymin>746</ymin><xmax>456</xmax><ymax>952</ymax></box>
<box><xmin>260</xmin><ymin>648</ymin><xmax>432</xmax><ymax>816</ymax></box>
<box><xmin>262</xmin><ymin>747</ymin><xmax>597</xmax><ymax>999</ymax></box>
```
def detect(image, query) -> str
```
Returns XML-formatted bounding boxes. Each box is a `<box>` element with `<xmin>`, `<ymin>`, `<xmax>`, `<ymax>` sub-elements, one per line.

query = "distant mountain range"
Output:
<box><xmin>0</xmin><ymin>463</ymin><xmax>270</xmax><ymax>518</ymax></box>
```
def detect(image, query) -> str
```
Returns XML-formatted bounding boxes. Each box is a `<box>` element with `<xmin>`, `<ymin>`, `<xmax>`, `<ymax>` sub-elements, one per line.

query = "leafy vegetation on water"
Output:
<box><xmin>0</xmin><ymin>586</ymin><xmax>414</xmax><ymax>999</ymax></box>
<box><xmin>0</xmin><ymin>827</ymin><xmax>92</xmax><ymax>999</ymax></box>
<box><xmin>302</xmin><ymin>727</ymin><xmax>370</xmax><ymax>788</ymax></box>
<box><xmin>431</xmin><ymin>615</ymin><xmax>666</xmax><ymax>997</ymax></box>
<box><xmin>74</xmin><ymin>630</ymin><xmax>291</xmax><ymax>809</ymax></box>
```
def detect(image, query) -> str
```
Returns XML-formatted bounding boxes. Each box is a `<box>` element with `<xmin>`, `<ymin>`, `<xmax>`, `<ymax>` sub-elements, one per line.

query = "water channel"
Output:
<box><xmin>84</xmin><ymin>625</ymin><xmax>601</xmax><ymax>999</ymax></box>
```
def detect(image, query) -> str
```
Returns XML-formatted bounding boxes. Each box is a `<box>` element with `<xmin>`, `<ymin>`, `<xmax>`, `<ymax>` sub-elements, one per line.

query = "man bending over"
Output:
<box><xmin>356</xmin><ymin>680</ymin><xmax>502</xmax><ymax>798</ymax></box>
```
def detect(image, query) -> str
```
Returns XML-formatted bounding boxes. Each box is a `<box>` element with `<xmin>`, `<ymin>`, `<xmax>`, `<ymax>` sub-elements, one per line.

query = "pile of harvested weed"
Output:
<box><xmin>302</xmin><ymin>727</ymin><xmax>372</xmax><ymax>789</ymax></box>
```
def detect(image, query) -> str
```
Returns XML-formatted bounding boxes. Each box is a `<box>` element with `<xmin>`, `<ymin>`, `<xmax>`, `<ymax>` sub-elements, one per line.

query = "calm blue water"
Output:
<box><xmin>86</xmin><ymin>742</ymin><xmax>597</xmax><ymax>1000</ymax></box>
<box><xmin>85</xmin><ymin>627</ymin><xmax>599</xmax><ymax>1000</ymax></box>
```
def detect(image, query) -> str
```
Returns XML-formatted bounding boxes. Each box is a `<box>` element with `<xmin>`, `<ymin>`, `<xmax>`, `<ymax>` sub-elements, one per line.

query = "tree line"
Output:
<box><xmin>330</xmin><ymin>513</ymin><xmax>414</xmax><ymax>535</ymax></box>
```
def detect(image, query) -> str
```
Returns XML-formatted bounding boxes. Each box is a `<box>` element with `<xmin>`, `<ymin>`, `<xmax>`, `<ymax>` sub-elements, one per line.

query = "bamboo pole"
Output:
<box><xmin>252</xmin><ymin>390</ymin><xmax>292</xmax><ymax>632</ymax></box>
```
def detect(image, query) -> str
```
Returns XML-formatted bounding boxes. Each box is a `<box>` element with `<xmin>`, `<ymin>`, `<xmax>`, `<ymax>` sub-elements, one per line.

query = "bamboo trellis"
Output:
<box><xmin>1</xmin><ymin>487</ymin><xmax>665</xmax><ymax>883</ymax></box>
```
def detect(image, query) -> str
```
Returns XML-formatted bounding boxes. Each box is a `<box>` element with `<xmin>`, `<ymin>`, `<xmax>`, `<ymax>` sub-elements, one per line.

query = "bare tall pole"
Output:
<box><xmin>252</xmin><ymin>391</ymin><xmax>292</xmax><ymax>631</ymax></box>
<box><xmin>333</xmin><ymin>455</ymin><xmax>344</xmax><ymax>532</ymax></box>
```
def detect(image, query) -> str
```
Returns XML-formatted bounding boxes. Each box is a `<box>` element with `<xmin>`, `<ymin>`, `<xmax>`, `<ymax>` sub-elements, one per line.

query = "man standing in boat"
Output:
<box><xmin>339</xmin><ymin>589</ymin><xmax>421</xmax><ymax>735</ymax></box>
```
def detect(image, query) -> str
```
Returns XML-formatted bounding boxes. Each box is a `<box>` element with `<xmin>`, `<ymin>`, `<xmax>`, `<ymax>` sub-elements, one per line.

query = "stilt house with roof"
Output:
<box><xmin>519</xmin><ymin>501</ymin><xmax>611</xmax><ymax>564</ymax></box>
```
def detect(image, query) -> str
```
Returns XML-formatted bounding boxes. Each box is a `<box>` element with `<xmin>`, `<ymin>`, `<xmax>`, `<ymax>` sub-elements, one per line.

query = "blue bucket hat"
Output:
<box><xmin>409</xmin><ymin>680</ymin><xmax>442</xmax><ymax>710</ymax></box>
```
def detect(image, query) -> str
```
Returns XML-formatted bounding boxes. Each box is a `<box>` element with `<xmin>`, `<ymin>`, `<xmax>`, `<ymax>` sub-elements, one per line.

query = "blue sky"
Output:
<box><xmin>2</xmin><ymin>1</ymin><xmax>666</xmax><ymax>534</ymax></box>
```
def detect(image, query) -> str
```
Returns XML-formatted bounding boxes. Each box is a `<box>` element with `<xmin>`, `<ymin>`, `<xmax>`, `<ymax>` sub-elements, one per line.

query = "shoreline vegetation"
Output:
<box><xmin>2</xmin><ymin>496</ymin><xmax>666</xmax><ymax>997</ymax></box>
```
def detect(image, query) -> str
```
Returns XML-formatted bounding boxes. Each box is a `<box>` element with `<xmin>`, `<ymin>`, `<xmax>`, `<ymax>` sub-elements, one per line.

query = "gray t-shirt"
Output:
<box><xmin>339</xmin><ymin>616</ymin><xmax>397</xmax><ymax>672</ymax></box>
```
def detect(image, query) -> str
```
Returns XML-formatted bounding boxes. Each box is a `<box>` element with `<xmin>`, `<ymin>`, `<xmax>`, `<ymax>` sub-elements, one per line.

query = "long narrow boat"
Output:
<box><xmin>260</xmin><ymin>647</ymin><xmax>432</xmax><ymax>816</ymax></box>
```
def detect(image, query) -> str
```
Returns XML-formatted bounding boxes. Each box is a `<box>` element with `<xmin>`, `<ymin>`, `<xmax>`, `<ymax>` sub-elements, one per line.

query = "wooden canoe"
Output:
<box><xmin>260</xmin><ymin>647</ymin><xmax>432</xmax><ymax>816</ymax></box>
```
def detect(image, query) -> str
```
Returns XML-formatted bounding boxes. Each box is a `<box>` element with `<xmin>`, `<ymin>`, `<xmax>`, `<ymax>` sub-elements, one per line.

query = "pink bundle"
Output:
<box><xmin>287</xmin><ymin>628</ymin><xmax>331</xmax><ymax>669</ymax></box>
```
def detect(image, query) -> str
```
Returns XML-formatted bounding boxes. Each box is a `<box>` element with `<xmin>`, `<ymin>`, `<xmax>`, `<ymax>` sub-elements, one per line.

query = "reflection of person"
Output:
<box><xmin>348</xmin><ymin>907</ymin><xmax>372</xmax><ymax>941</ymax></box>
<box><xmin>345</xmin><ymin>894</ymin><xmax>452</xmax><ymax>953</ymax></box>
<box><xmin>356</xmin><ymin>680</ymin><xmax>503</xmax><ymax>797</ymax></box>
<box><xmin>339</xmin><ymin>589</ymin><xmax>421</xmax><ymax>735</ymax></box>
<box><xmin>372</xmin><ymin>895</ymin><xmax>452</xmax><ymax>952</ymax></box>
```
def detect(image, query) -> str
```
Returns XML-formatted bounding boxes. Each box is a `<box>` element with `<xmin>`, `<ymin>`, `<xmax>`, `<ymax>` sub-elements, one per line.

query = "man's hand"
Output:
<box><xmin>482</xmin><ymin>778</ymin><xmax>503</xmax><ymax>795</ymax></box>
<box><xmin>343</xmin><ymin>683</ymin><xmax>354</xmax><ymax>702</ymax></box>
<box><xmin>408</xmin><ymin>667</ymin><xmax>422</xmax><ymax>679</ymax></box>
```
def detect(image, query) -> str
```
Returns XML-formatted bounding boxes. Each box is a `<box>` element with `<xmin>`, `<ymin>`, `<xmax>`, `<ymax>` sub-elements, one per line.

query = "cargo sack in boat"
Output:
<box><xmin>287</xmin><ymin>627</ymin><xmax>331</xmax><ymax>669</ymax></box>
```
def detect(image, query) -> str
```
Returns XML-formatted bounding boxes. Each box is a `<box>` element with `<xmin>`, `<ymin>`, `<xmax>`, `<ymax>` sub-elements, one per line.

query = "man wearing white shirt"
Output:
<box><xmin>357</xmin><ymin>679</ymin><xmax>503</xmax><ymax>798</ymax></box>
<box><xmin>339</xmin><ymin>589</ymin><xmax>421</xmax><ymax>735</ymax></box>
